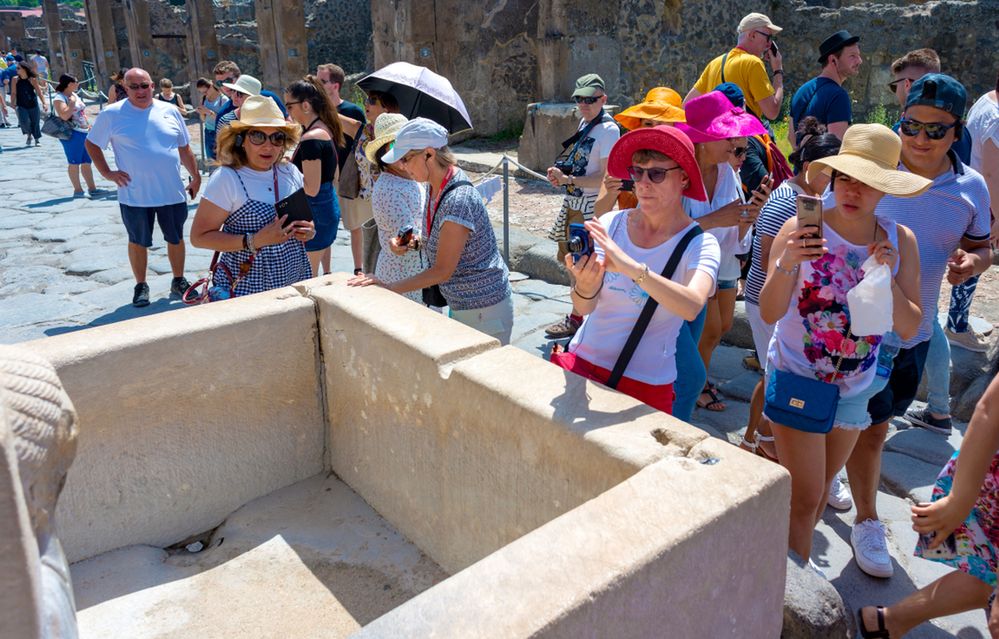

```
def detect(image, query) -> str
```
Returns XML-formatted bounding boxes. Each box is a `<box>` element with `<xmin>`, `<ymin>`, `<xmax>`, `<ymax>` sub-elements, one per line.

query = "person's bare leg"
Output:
<box><xmin>350</xmin><ymin>228</ymin><xmax>363</xmax><ymax>272</ymax></box>
<box><xmin>772</xmin><ymin>422</ymin><xmax>827</xmax><ymax>560</ymax></box>
<box><xmin>697</xmin><ymin>296</ymin><xmax>725</xmax><ymax>409</ymax></box>
<box><xmin>860</xmin><ymin>571</ymin><xmax>992</xmax><ymax>637</ymax></box>
<box><xmin>742</xmin><ymin>378</ymin><xmax>765</xmax><ymax>450</ymax></box>
<box><xmin>846</xmin><ymin>421</ymin><xmax>890</xmax><ymax>524</ymax></box>
<box><xmin>321</xmin><ymin>246</ymin><xmax>331</xmax><ymax>275</ymax></box>
<box><xmin>307</xmin><ymin>251</ymin><xmax>321</xmax><ymax>278</ymax></box>
<box><xmin>815</xmin><ymin>427</ymin><xmax>862</xmax><ymax>527</ymax></box>
<box><xmin>128</xmin><ymin>242</ymin><xmax>148</xmax><ymax>283</ymax></box>
<box><xmin>166</xmin><ymin>241</ymin><xmax>185</xmax><ymax>278</ymax></box>
<box><xmin>67</xmin><ymin>164</ymin><xmax>82</xmax><ymax>193</ymax></box>
<box><xmin>81</xmin><ymin>164</ymin><xmax>96</xmax><ymax>191</ymax></box>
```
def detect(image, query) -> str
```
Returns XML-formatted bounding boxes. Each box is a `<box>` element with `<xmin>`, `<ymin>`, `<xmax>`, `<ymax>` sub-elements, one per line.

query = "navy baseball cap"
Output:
<box><xmin>905</xmin><ymin>73</ymin><xmax>967</xmax><ymax>120</ymax></box>
<box><xmin>714</xmin><ymin>82</ymin><xmax>745</xmax><ymax>109</ymax></box>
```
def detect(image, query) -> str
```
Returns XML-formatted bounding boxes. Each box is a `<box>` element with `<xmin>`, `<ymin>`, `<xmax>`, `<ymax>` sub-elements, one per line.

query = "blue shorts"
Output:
<box><xmin>59</xmin><ymin>129</ymin><xmax>92</xmax><ymax>165</ymax></box>
<box><xmin>765</xmin><ymin>359</ymin><xmax>892</xmax><ymax>431</ymax></box>
<box><xmin>717</xmin><ymin>278</ymin><xmax>738</xmax><ymax>291</ymax></box>
<box><xmin>120</xmin><ymin>202</ymin><xmax>188</xmax><ymax>247</ymax></box>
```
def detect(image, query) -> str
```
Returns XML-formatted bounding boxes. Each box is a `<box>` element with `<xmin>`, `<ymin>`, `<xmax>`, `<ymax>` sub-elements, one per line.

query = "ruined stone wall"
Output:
<box><xmin>306</xmin><ymin>0</ymin><xmax>373</xmax><ymax>76</ymax></box>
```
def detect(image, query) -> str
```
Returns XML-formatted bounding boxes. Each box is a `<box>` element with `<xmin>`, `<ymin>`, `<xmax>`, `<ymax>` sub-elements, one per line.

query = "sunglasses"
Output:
<box><xmin>245</xmin><ymin>130</ymin><xmax>287</xmax><ymax>146</ymax></box>
<box><xmin>285</xmin><ymin>101</ymin><xmax>301</xmax><ymax>107</ymax></box>
<box><xmin>364</xmin><ymin>95</ymin><xmax>380</xmax><ymax>105</ymax></box>
<box><xmin>886</xmin><ymin>78</ymin><xmax>918</xmax><ymax>93</ymax></box>
<box><xmin>732</xmin><ymin>146</ymin><xmax>747</xmax><ymax>158</ymax></box>
<box><xmin>754</xmin><ymin>30</ymin><xmax>773</xmax><ymax>42</ymax></box>
<box><xmin>573</xmin><ymin>95</ymin><xmax>603</xmax><ymax>105</ymax></box>
<box><xmin>627</xmin><ymin>165</ymin><xmax>682</xmax><ymax>184</ymax></box>
<box><xmin>899</xmin><ymin>117</ymin><xmax>957</xmax><ymax>140</ymax></box>
<box><xmin>127</xmin><ymin>83</ymin><xmax>152</xmax><ymax>90</ymax></box>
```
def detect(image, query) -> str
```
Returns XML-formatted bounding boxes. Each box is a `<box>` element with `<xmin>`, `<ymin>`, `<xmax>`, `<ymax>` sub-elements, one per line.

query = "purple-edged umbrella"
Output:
<box><xmin>357</xmin><ymin>62</ymin><xmax>473</xmax><ymax>134</ymax></box>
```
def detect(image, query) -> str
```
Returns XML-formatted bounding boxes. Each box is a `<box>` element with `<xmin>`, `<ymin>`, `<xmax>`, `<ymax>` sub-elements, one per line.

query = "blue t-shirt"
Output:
<box><xmin>424</xmin><ymin>168</ymin><xmax>511</xmax><ymax>311</ymax></box>
<box><xmin>790</xmin><ymin>77</ymin><xmax>852</xmax><ymax>142</ymax></box>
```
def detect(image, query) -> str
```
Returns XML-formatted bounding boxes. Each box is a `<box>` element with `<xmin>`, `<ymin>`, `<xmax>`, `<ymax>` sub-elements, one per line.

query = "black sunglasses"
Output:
<box><xmin>628</xmin><ymin>165</ymin><xmax>682</xmax><ymax>184</ymax></box>
<box><xmin>127</xmin><ymin>83</ymin><xmax>152</xmax><ymax>90</ymax></box>
<box><xmin>886</xmin><ymin>78</ymin><xmax>918</xmax><ymax>93</ymax></box>
<box><xmin>754</xmin><ymin>30</ymin><xmax>773</xmax><ymax>42</ymax></box>
<box><xmin>573</xmin><ymin>95</ymin><xmax>603</xmax><ymax>105</ymax></box>
<box><xmin>732</xmin><ymin>146</ymin><xmax>747</xmax><ymax>158</ymax></box>
<box><xmin>899</xmin><ymin>117</ymin><xmax>957</xmax><ymax>141</ymax></box>
<box><xmin>364</xmin><ymin>95</ymin><xmax>379</xmax><ymax>105</ymax></box>
<box><xmin>246</xmin><ymin>130</ymin><xmax>287</xmax><ymax>146</ymax></box>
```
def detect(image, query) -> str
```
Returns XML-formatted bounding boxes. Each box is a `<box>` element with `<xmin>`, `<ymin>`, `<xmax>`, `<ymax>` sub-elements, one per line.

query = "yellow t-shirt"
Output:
<box><xmin>693</xmin><ymin>47</ymin><xmax>775</xmax><ymax>118</ymax></box>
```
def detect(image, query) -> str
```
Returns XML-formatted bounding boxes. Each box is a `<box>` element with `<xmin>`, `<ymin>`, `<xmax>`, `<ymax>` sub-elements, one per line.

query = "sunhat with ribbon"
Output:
<box><xmin>229</xmin><ymin>95</ymin><xmax>297</xmax><ymax>132</ymax></box>
<box><xmin>675</xmin><ymin>91</ymin><xmax>767</xmax><ymax>143</ymax></box>
<box><xmin>614</xmin><ymin>86</ymin><xmax>687</xmax><ymax>130</ymax></box>
<box><xmin>365</xmin><ymin>113</ymin><xmax>410</xmax><ymax>163</ymax></box>
<box><xmin>607</xmin><ymin>125</ymin><xmax>707</xmax><ymax>201</ymax></box>
<box><xmin>806</xmin><ymin>123</ymin><xmax>932</xmax><ymax>197</ymax></box>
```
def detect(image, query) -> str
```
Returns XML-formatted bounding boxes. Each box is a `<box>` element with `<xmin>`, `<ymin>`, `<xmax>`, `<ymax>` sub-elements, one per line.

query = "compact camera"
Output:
<box><xmin>566</xmin><ymin>223</ymin><xmax>594</xmax><ymax>262</ymax></box>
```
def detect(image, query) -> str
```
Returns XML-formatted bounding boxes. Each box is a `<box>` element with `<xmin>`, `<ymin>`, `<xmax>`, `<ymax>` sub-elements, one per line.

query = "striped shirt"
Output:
<box><xmin>745</xmin><ymin>181</ymin><xmax>805</xmax><ymax>306</ymax></box>
<box><xmin>875</xmin><ymin>151</ymin><xmax>991</xmax><ymax>348</ymax></box>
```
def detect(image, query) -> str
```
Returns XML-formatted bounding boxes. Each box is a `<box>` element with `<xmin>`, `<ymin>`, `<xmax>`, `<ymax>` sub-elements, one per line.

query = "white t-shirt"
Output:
<box><xmin>562</xmin><ymin>116</ymin><xmax>620</xmax><ymax>198</ymax></box>
<box><xmin>967</xmin><ymin>91</ymin><xmax>999</xmax><ymax>174</ymax></box>
<box><xmin>568</xmin><ymin>211</ymin><xmax>720</xmax><ymax>385</ymax></box>
<box><xmin>203</xmin><ymin>163</ymin><xmax>304</xmax><ymax>213</ymax></box>
<box><xmin>683</xmin><ymin>162</ymin><xmax>750</xmax><ymax>282</ymax></box>
<box><xmin>52</xmin><ymin>92</ymin><xmax>89</xmax><ymax>132</ymax></box>
<box><xmin>86</xmin><ymin>99</ymin><xmax>191</xmax><ymax>207</ymax></box>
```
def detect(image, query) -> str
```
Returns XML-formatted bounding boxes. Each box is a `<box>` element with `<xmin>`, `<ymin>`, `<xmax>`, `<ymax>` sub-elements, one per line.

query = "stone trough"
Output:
<box><xmin>2</xmin><ymin>274</ymin><xmax>790</xmax><ymax>638</ymax></box>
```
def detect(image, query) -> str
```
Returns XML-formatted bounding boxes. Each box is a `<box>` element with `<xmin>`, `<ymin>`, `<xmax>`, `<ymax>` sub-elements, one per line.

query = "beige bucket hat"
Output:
<box><xmin>365</xmin><ymin>113</ymin><xmax>409</xmax><ymax>164</ymax></box>
<box><xmin>229</xmin><ymin>95</ymin><xmax>297</xmax><ymax>132</ymax></box>
<box><xmin>806</xmin><ymin>124</ymin><xmax>932</xmax><ymax>197</ymax></box>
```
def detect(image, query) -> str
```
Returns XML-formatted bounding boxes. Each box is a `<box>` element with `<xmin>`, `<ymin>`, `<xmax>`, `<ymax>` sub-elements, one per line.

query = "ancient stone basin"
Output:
<box><xmin>4</xmin><ymin>274</ymin><xmax>789</xmax><ymax>638</ymax></box>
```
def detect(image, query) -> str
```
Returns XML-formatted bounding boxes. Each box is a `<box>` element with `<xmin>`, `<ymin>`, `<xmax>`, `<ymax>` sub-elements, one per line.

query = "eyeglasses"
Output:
<box><xmin>127</xmin><ymin>83</ymin><xmax>152</xmax><ymax>90</ymax></box>
<box><xmin>886</xmin><ymin>77</ymin><xmax>916</xmax><ymax>93</ymax></box>
<box><xmin>754</xmin><ymin>30</ymin><xmax>773</xmax><ymax>42</ymax></box>
<box><xmin>899</xmin><ymin>117</ymin><xmax>957</xmax><ymax>140</ymax></box>
<box><xmin>573</xmin><ymin>95</ymin><xmax>603</xmax><ymax>105</ymax></box>
<box><xmin>215</xmin><ymin>77</ymin><xmax>235</xmax><ymax>87</ymax></box>
<box><xmin>732</xmin><ymin>146</ymin><xmax>747</xmax><ymax>158</ymax></box>
<box><xmin>627</xmin><ymin>165</ymin><xmax>682</xmax><ymax>184</ymax></box>
<box><xmin>364</xmin><ymin>95</ymin><xmax>380</xmax><ymax>105</ymax></box>
<box><xmin>245</xmin><ymin>130</ymin><xmax>287</xmax><ymax>146</ymax></box>
<box><xmin>285</xmin><ymin>101</ymin><xmax>301</xmax><ymax>107</ymax></box>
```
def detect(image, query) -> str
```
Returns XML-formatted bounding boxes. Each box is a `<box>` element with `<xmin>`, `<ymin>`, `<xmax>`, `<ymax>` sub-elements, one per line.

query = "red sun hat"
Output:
<box><xmin>675</xmin><ymin>90</ymin><xmax>768</xmax><ymax>144</ymax></box>
<box><xmin>607</xmin><ymin>125</ymin><xmax>707</xmax><ymax>201</ymax></box>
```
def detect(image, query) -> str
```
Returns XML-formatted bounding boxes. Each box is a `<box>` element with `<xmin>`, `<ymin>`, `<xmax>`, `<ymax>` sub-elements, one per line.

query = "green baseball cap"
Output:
<box><xmin>572</xmin><ymin>73</ymin><xmax>605</xmax><ymax>98</ymax></box>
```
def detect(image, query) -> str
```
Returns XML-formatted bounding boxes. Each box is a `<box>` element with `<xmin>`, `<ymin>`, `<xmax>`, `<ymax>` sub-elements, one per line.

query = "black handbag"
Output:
<box><xmin>422</xmin><ymin>178</ymin><xmax>473</xmax><ymax>308</ymax></box>
<box><xmin>41</xmin><ymin>113</ymin><xmax>73</xmax><ymax>140</ymax></box>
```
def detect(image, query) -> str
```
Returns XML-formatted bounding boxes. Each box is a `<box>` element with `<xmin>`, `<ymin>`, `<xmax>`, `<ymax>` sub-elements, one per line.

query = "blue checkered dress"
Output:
<box><xmin>214</xmin><ymin>167</ymin><xmax>311</xmax><ymax>296</ymax></box>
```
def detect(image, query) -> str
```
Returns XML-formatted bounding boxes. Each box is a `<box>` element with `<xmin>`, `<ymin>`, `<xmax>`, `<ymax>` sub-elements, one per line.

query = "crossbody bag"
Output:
<box><xmin>422</xmin><ymin>177</ymin><xmax>473</xmax><ymax>308</ymax></box>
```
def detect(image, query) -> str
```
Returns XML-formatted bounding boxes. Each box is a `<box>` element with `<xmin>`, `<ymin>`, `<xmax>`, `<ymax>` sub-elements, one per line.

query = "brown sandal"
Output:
<box><xmin>857</xmin><ymin>606</ymin><xmax>890</xmax><ymax>638</ymax></box>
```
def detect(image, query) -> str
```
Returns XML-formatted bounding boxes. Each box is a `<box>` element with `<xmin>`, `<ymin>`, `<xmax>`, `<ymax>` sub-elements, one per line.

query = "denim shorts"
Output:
<box><xmin>120</xmin><ymin>201</ymin><xmax>188</xmax><ymax>247</ymax></box>
<box><xmin>765</xmin><ymin>359</ymin><xmax>892</xmax><ymax>431</ymax></box>
<box><xmin>717</xmin><ymin>278</ymin><xmax>738</xmax><ymax>291</ymax></box>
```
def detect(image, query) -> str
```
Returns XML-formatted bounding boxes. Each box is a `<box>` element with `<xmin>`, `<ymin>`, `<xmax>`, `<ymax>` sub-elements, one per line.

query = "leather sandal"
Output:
<box><xmin>857</xmin><ymin>606</ymin><xmax>890</xmax><ymax>638</ymax></box>
<box><xmin>754</xmin><ymin>431</ymin><xmax>779</xmax><ymax>462</ymax></box>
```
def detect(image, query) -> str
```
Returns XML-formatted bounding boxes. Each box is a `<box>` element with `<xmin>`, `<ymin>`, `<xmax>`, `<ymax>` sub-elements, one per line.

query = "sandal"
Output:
<box><xmin>696</xmin><ymin>384</ymin><xmax>726</xmax><ymax>412</ymax></box>
<box><xmin>738</xmin><ymin>435</ymin><xmax>757</xmax><ymax>454</ymax></box>
<box><xmin>857</xmin><ymin>606</ymin><xmax>890</xmax><ymax>638</ymax></box>
<box><xmin>754</xmin><ymin>431</ymin><xmax>779</xmax><ymax>462</ymax></box>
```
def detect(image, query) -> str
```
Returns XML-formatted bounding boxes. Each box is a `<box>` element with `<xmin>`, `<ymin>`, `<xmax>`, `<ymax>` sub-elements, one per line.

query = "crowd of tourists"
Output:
<box><xmin>5</xmin><ymin>17</ymin><xmax>999</xmax><ymax>634</ymax></box>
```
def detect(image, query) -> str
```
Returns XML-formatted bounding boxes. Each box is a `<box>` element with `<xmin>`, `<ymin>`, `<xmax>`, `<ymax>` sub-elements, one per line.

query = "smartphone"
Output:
<box><xmin>916</xmin><ymin>530</ymin><xmax>958</xmax><ymax>561</ymax></box>
<box><xmin>397</xmin><ymin>225</ymin><xmax>414</xmax><ymax>246</ymax></box>
<box><xmin>796</xmin><ymin>194</ymin><xmax>823</xmax><ymax>239</ymax></box>
<box><xmin>770</xmin><ymin>41</ymin><xmax>779</xmax><ymax>57</ymax></box>
<box><xmin>619</xmin><ymin>179</ymin><xmax>634</xmax><ymax>192</ymax></box>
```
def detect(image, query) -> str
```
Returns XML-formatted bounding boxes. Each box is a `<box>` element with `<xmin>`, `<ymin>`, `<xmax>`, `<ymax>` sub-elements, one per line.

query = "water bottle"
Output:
<box><xmin>876</xmin><ymin>343</ymin><xmax>900</xmax><ymax>379</ymax></box>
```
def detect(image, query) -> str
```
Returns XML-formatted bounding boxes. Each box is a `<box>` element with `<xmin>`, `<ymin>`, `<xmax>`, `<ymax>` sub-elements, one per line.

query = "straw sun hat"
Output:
<box><xmin>806</xmin><ymin>124</ymin><xmax>932</xmax><ymax>197</ymax></box>
<box><xmin>364</xmin><ymin>113</ymin><xmax>409</xmax><ymax>163</ymax></box>
<box><xmin>229</xmin><ymin>95</ymin><xmax>298</xmax><ymax>133</ymax></box>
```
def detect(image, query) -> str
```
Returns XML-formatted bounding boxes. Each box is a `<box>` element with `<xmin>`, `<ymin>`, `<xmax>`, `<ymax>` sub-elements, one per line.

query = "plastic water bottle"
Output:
<box><xmin>876</xmin><ymin>343</ymin><xmax>900</xmax><ymax>379</ymax></box>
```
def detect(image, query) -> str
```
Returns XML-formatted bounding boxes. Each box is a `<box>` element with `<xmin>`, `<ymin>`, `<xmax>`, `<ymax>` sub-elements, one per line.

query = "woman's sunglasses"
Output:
<box><xmin>732</xmin><ymin>146</ymin><xmax>748</xmax><ymax>158</ymax></box>
<box><xmin>246</xmin><ymin>130</ymin><xmax>287</xmax><ymax>146</ymax></box>
<box><xmin>573</xmin><ymin>95</ymin><xmax>602</xmax><ymax>105</ymax></box>
<box><xmin>898</xmin><ymin>118</ymin><xmax>957</xmax><ymax>141</ymax></box>
<box><xmin>364</xmin><ymin>95</ymin><xmax>380</xmax><ymax>105</ymax></box>
<box><xmin>627</xmin><ymin>165</ymin><xmax>682</xmax><ymax>184</ymax></box>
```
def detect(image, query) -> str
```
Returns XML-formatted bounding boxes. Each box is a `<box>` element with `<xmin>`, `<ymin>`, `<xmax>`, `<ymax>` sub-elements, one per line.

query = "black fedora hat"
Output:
<box><xmin>818</xmin><ymin>30</ymin><xmax>860</xmax><ymax>64</ymax></box>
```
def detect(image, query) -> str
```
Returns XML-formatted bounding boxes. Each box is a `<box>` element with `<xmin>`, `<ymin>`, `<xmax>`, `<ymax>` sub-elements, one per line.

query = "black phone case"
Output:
<box><xmin>276</xmin><ymin>188</ymin><xmax>313</xmax><ymax>227</ymax></box>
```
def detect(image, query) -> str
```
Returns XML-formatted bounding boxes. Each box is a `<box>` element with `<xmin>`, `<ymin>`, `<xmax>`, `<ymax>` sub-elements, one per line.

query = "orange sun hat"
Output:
<box><xmin>614</xmin><ymin>87</ymin><xmax>687</xmax><ymax>130</ymax></box>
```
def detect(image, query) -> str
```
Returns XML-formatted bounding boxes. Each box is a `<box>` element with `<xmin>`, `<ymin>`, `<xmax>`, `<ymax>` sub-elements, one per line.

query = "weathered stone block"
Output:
<box><xmin>782</xmin><ymin>552</ymin><xmax>852</xmax><ymax>638</ymax></box>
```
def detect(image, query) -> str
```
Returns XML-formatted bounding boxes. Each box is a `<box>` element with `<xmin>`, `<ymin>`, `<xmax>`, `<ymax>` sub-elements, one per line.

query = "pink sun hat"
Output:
<box><xmin>676</xmin><ymin>91</ymin><xmax>767</xmax><ymax>143</ymax></box>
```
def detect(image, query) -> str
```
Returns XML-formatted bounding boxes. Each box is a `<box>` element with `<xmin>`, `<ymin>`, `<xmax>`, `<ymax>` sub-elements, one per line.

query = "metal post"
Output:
<box><xmin>200</xmin><ymin>117</ymin><xmax>206</xmax><ymax>174</ymax></box>
<box><xmin>502</xmin><ymin>155</ymin><xmax>510</xmax><ymax>265</ymax></box>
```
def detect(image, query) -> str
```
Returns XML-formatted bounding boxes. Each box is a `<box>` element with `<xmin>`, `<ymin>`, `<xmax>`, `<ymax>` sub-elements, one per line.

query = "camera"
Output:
<box><xmin>619</xmin><ymin>178</ymin><xmax>634</xmax><ymax>192</ymax></box>
<box><xmin>566</xmin><ymin>223</ymin><xmax>594</xmax><ymax>262</ymax></box>
<box><xmin>397</xmin><ymin>224</ymin><xmax>414</xmax><ymax>245</ymax></box>
<box><xmin>554</xmin><ymin>159</ymin><xmax>574</xmax><ymax>177</ymax></box>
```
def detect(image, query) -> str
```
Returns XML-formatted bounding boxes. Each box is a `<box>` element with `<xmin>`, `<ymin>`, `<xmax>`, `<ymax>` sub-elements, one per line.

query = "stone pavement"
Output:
<box><xmin>0</xmin><ymin>122</ymin><xmax>989</xmax><ymax>636</ymax></box>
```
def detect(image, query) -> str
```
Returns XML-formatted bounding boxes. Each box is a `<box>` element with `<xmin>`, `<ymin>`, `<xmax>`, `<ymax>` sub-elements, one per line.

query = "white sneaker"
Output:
<box><xmin>807</xmin><ymin>558</ymin><xmax>827</xmax><ymax>579</ymax></box>
<box><xmin>851</xmin><ymin>519</ymin><xmax>894</xmax><ymax>578</ymax></box>
<box><xmin>827</xmin><ymin>476</ymin><xmax>853</xmax><ymax>511</ymax></box>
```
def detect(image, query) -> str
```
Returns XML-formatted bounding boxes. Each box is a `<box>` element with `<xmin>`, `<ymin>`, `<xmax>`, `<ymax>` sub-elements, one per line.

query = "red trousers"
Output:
<box><xmin>550</xmin><ymin>350</ymin><xmax>674</xmax><ymax>414</ymax></box>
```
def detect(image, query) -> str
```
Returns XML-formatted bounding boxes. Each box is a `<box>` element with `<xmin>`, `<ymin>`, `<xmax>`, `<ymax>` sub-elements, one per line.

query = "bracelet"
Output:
<box><xmin>772</xmin><ymin>70</ymin><xmax>784</xmax><ymax>76</ymax></box>
<box><xmin>245</xmin><ymin>232</ymin><xmax>258</xmax><ymax>254</ymax></box>
<box><xmin>634</xmin><ymin>263</ymin><xmax>650</xmax><ymax>285</ymax></box>
<box><xmin>774</xmin><ymin>258</ymin><xmax>798</xmax><ymax>276</ymax></box>
<box><xmin>572</xmin><ymin>281</ymin><xmax>603</xmax><ymax>300</ymax></box>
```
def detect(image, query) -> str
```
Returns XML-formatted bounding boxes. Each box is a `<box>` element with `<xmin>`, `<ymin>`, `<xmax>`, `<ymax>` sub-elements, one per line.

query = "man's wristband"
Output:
<box><xmin>772</xmin><ymin>69</ymin><xmax>784</xmax><ymax>76</ymax></box>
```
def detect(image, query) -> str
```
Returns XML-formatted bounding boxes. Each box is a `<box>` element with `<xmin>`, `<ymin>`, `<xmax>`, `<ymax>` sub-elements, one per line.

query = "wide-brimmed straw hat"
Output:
<box><xmin>614</xmin><ymin>86</ymin><xmax>686</xmax><ymax>130</ymax></box>
<box><xmin>365</xmin><ymin>113</ymin><xmax>409</xmax><ymax>163</ymax></box>
<box><xmin>607</xmin><ymin>125</ymin><xmax>707</xmax><ymax>201</ymax></box>
<box><xmin>675</xmin><ymin>91</ymin><xmax>767</xmax><ymax>143</ymax></box>
<box><xmin>229</xmin><ymin>95</ymin><xmax>297</xmax><ymax>132</ymax></box>
<box><xmin>805</xmin><ymin>123</ymin><xmax>932</xmax><ymax>197</ymax></box>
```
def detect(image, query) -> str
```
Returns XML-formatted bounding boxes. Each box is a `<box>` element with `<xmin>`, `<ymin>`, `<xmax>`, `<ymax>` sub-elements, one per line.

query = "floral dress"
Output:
<box><xmin>915</xmin><ymin>451</ymin><xmax>999</xmax><ymax>598</ymax></box>
<box><xmin>371</xmin><ymin>173</ymin><xmax>426</xmax><ymax>303</ymax></box>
